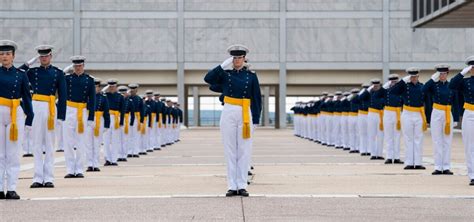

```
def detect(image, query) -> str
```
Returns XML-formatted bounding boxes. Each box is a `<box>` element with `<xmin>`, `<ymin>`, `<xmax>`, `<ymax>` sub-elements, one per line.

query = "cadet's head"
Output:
<box><xmin>166</xmin><ymin>100</ymin><xmax>172</xmax><ymax>106</ymax></box>
<box><xmin>0</xmin><ymin>40</ymin><xmax>17</xmax><ymax>67</ymax></box>
<box><xmin>335</xmin><ymin>91</ymin><xmax>342</xmax><ymax>99</ymax></box>
<box><xmin>128</xmin><ymin>83</ymin><xmax>139</xmax><ymax>95</ymax></box>
<box><xmin>435</xmin><ymin>64</ymin><xmax>450</xmax><ymax>82</ymax></box>
<box><xmin>154</xmin><ymin>92</ymin><xmax>160</xmax><ymax>100</ymax></box>
<box><xmin>70</xmin><ymin>55</ymin><xmax>85</xmax><ymax>74</ymax></box>
<box><xmin>388</xmin><ymin>74</ymin><xmax>399</xmax><ymax>85</ymax></box>
<box><xmin>465</xmin><ymin>56</ymin><xmax>474</xmax><ymax>76</ymax></box>
<box><xmin>107</xmin><ymin>79</ymin><xmax>118</xmax><ymax>93</ymax></box>
<box><xmin>371</xmin><ymin>79</ymin><xmax>381</xmax><ymax>90</ymax></box>
<box><xmin>94</xmin><ymin>79</ymin><xmax>102</xmax><ymax>93</ymax></box>
<box><xmin>406</xmin><ymin>67</ymin><xmax>420</xmax><ymax>84</ymax></box>
<box><xmin>145</xmin><ymin>90</ymin><xmax>153</xmax><ymax>99</ymax></box>
<box><xmin>36</xmin><ymin>45</ymin><xmax>53</xmax><ymax>66</ymax></box>
<box><xmin>118</xmin><ymin>86</ymin><xmax>129</xmax><ymax>97</ymax></box>
<box><xmin>227</xmin><ymin>44</ymin><xmax>249</xmax><ymax>70</ymax></box>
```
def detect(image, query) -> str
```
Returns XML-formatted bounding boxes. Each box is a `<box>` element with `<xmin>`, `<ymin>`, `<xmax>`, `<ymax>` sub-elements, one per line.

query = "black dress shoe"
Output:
<box><xmin>44</xmin><ymin>182</ymin><xmax>54</xmax><ymax>188</ymax></box>
<box><xmin>93</xmin><ymin>168</ymin><xmax>101</xmax><ymax>172</ymax></box>
<box><xmin>133</xmin><ymin>155</ymin><xmax>139</xmax><ymax>158</ymax></box>
<box><xmin>443</xmin><ymin>170</ymin><xmax>454</xmax><ymax>175</ymax></box>
<box><xmin>393</xmin><ymin>159</ymin><xmax>404</xmax><ymax>164</ymax></box>
<box><xmin>370</xmin><ymin>156</ymin><xmax>377</xmax><ymax>160</ymax></box>
<box><xmin>414</xmin><ymin>165</ymin><xmax>426</xmax><ymax>170</ymax></box>
<box><xmin>377</xmin><ymin>156</ymin><xmax>385</xmax><ymax>160</ymax></box>
<box><xmin>349</xmin><ymin>150</ymin><xmax>356</xmax><ymax>153</ymax></box>
<box><xmin>117</xmin><ymin>158</ymin><xmax>124</xmax><ymax>162</ymax></box>
<box><xmin>384</xmin><ymin>159</ymin><xmax>393</xmax><ymax>164</ymax></box>
<box><xmin>0</xmin><ymin>191</ymin><xmax>4</xmax><ymax>199</ymax></box>
<box><xmin>154</xmin><ymin>148</ymin><xmax>161</xmax><ymax>151</ymax></box>
<box><xmin>321</xmin><ymin>143</ymin><xmax>327</xmax><ymax>146</ymax></box>
<box><xmin>404</xmin><ymin>165</ymin><xmax>415</xmax><ymax>170</ymax></box>
<box><xmin>248</xmin><ymin>171</ymin><xmax>253</xmax><ymax>176</ymax></box>
<box><xmin>225</xmin><ymin>190</ymin><xmax>238</xmax><ymax>197</ymax></box>
<box><xmin>5</xmin><ymin>191</ymin><xmax>20</xmax><ymax>200</ymax></box>
<box><xmin>86</xmin><ymin>166</ymin><xmax>94</xmax><ymax>172</ymax></box>
<box><xmin>161</xmin><ymin>145</ymin><xmax>166</xmax><ymax>148</ymax></box>
<box><xmin>75</xmin><ymin>173</ymin><xmax>84</xmax><ymax>178</ymax></box>
<box><xmin>127</xmin><ymin>154</ymin><xmax>133</xmax><ymax>158</ymax></box>
<box><xmin>104</xmin><ymin>161</ymin><xmax>112</xmax><ymax>166</ymax></box>
<box><xmin>238</xmin><ymin>189</ymin><xmax>249</xmax><ymax>197</ymax></box>
<box><xmin>146</xmin><ymin>150</ymin><xmax>153</xmax><ymax>153</ymax></box>
<box><xmin>122</xmin><ymin>158</ymin><xmax>128</xmax><ymax>162</ymax></box>
<box><xmin>470</xmin><ymin>180</ymin><xmax>474</xmax><ymax>186</ymax></box>
<box><xmin>64</xmin><ymin>174</ymin><xmax>75</xmax><ymax>178</ymax></box>
<box><xmin>354</xmin><ymin>150</ymin><xmax>360</xmax><ymax>153</ymax></box>
<box><xmin>432</xmin><ymin>170</ymin><xmax>443</xmax><ymax>175</ymax></box>
<box><xmin>111</xmin><ymin>162</ymin><xmax>118</xmax><ymax>166</ymax></box>
<box><xmin>343</xmin><ymin>148</ymin><xmax>350</xmax><ymax>151</ymax></box>
<box><xmin>56</xmin><ymin>150</ymin><xmax>64</xmax><ymax>153</ymax></box>
<box><xmin>30</xmin><ymin>182</ymin><xmax>43</xmax><ymax>188</ymax></box>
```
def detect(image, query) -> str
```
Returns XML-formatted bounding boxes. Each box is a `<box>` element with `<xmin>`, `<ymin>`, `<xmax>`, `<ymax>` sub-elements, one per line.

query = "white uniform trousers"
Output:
<box><xmin>220</xmin><ymin>103</ymin><xmax>253</xmax><ymax>190</ymax></box>
<box><xmin>367</xmin><ymin>111</ymin><xmax>384</xmax><ymax>157</ymax></box>
<box><xmin>55</xmin><ymin>119</ymin><xmax>64</xmax><ymax>151</ymax></box>
<box><xmin>401</xmin><ymin>110</ymin><xmax>424</xmax><ymax>166</ymax></box>
<box><xmin>147</xmin><ymin>126</ymin><xmax>155</xmax><ymax>150</ymax></box>
<box><xmin>325</xmin><ymin>115</ymin><xmax>333</xmax><ymax>145</ymax></box>
<box><xmin>430</xmin><ymin>108</ymin><xmax>453</xmax><ymax>171</ymax></box>
<box><xmin>22</xmin><ymin>127</ymin><xmax>33</xmax><ymax>154</ymax></box>
<box><xmin>64</xmin><ymin>107</ymin><xmax>87</xmax><ymax>175</ymax></box>
<box><xmin>85</xmin><ymin>124</ymin><xmax>104</xmax><ymax>168</ymax></box>
<box><xmin>358</xmin><ymin>113</ymin><xmax>368</xmax><ymax>153</ymax></box>
<box><xmin>348</xmin><ymin>115</ymin><xmax>359</xmax><ymax>151</ymax></box>
<box><xmin>319</xmin><ymin>115</ymin><xmax>326</xmax><ymax>143</ymax></box>
<box><xmin>312</xmin><ymin>116</ymin><xmax>318</xmax><ymax>141</ymax></box>
<box><xmin>462</xmin><ymin>109</ymin><xmax>474</xmax><ymax>180</ymax></box>
<box><xmin>340</xmin><ymin>115</ymin><xmax>348</xmax><ymax>148</ymax></box>
<box><xmin>305</xmin><ymin>116</ymin><xmax>311</xmax><ymax>139</ymax></box>
<box><xmin>103</xmin><ymin>117</ymin><xmax>120</xmax><ymax>163</ymax></box>
<box><xmin>120</xmin><ymin>125</ymin><xmax>130</xmax><ymax>158</ymax></box>
<box><xmin>332</xmin><ymin>115</ymin><xmax>341</xmax><ymax>147</ymax></box>
<box><xmin>293</xmin><ymin>115</ymin><xmax>298</xmax><ymax>136</ymax></box>
<box><xmin>0</xmin><ymin>106</ymin><xmax>24</xmax><ymax>192</ymax></box>
<box><xmin>129</xmin><ymin>121</ymin><xmax>140</xmax><ymax>155</ymax></box>
<box><xmin>31</xmin><ymin>101</ymin><xmax>56</xmax><ymax>183</ymax></box>
<box><xmin>383</xmin><ymin>109</ymin><xmax>401</xmax><ymax>160</ymax></box>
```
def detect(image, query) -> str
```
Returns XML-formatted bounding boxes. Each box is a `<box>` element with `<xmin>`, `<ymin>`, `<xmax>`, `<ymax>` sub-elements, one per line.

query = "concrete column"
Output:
<box><xmin>73</xmin><ymin>0</ymin><xmax>81</xmax><ymax>55</ymax></box>
<box><xmin>177</xmin><ymin>0</ymin><xmax>185</xmax><ymax>120</ymax></box>
<box><xmin>263</xmin><ymin>86</ymin><xmax>270</xmax><ymax>126</ymax></box>
<box><xmin>382</xmin><ymin>0</ymin><xmax>390</xmax><ymax>81</ymax></box>
<box><xmin>192</xmin><ymin>86</ymin><xmax>199</xmax><ymax>127</ymax></box>
<box><xmin>278</xmin><ymin>0</ymin><xmax>287</xmax><ymax>129</ymax></box>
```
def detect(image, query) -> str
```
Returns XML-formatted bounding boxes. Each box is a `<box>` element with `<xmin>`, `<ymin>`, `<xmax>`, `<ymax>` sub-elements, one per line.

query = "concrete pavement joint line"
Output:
<box><xmin>20</xmin><ymin>156</ymin><xmax>65</xmax><ymax>172</ymax></box>
<box><xmin>240</xmin><ymin>197</ymin><xmax>246</xmax><ymax>222</ymax></box>
<box><xmin>26</xmin><ymin>194</ymin><xmax>474</xmax><ymax>201</ymax></box>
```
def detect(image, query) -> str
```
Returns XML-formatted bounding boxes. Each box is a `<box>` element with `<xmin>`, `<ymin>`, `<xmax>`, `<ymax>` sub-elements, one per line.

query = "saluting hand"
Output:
<box><xmin>220</xmin><ymin>57</ymin><xmax>233</xmax><ymax>70</ymax></box>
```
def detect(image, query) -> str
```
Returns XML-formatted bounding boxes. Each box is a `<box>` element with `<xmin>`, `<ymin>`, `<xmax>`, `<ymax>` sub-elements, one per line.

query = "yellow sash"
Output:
<box><xmin>32</xmin><ymin>94</ymin><xmax>56</xmax><ymax>130</ymax></box>
<box><xmin>67</xmin><ymin>100</ymin><xmax>87</xmax><ymax>134</ymax></box>
<box><xmin>369</xmin><ymin>108</ymin><xmax>384</xmax><ymax>131</ymax></box>
<box><xmin>464</xmin><ymin>102</ymin><xmax>474</xmax><ymax>111</ymax></box>
<box><xmin>224</xmin><ymin>96</ymin><xmax>251</xmax><ymax>139</ymax></box>
<box><xmin>384</xmin><ymin>106</ymin><xmax>401</xmax><ymax>131</ymax></box>
<box><xmin>94</xmin><ymin>111</ymin><xmax>103</xmax><ymax>137</ymax></box>
<box><xmin>158</xmin><ymin>113</ymin><xmax>163</xmax><ymax>128</ymax></box>
<box><xmin>110</xmin><ymin>110</ymin><xmax>120</xmax><ymax>130</ymax></box>
<box><xmin>124</xmin><ymin>113</ymin><xmax>130</xmax><ymax>134</ymax></box>
<box><xmin>349</xmin><ymin>112</ymin><xmax>358</xmax><ymax>116</ymax></box>
<box><xmin>403</xmin><ymin>105</ymin><xmax>427</xmax><ymax>131</ymax></box>
<box><xmin>141</xmin><ymin>116</ymin><xmax>147</xmax><ymax>134</ymax></box>
<box><xmin>151</xmin><ymin>113</ymin><xmax>156</xmax><ymax>129</ymax></box>
<box><xmin>358</xmin><ymin>110</ymin><xmax>368</xmax><ymax>115</ymax></box>
<box><xmin>134</xmin><ymin>111</ymin><xmax>141</xmax><ymax>131</ymax></box>
<box><xmin>433</xmin><ymin>103</ymin><xmax>452</xmax><ymax>135</ymax></box>
<box><xmin>0</xmin><ymin>97</ymin><xmax>21</xmax><ymax>141</ymax></box>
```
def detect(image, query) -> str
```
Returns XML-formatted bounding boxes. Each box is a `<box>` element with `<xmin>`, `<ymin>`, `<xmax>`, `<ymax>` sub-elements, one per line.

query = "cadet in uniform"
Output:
<box><xmin>103</xmin><ymin>79</ymin><xmax>124</xmax><ymax>166</ymax></box>
<box><xmin>63</xmin><ymin>55</ymin><xmax>95</xmax><ymax>178</ymax></box>
<box><xmin>348</xmin><ymin>88</ymin><xmax>360</xmax><ymax>153</ymax></box>
<box><xmin>86</xmin><ymin>79</ymin><xmax>110</xmax><ymax>172</ymax></box>
<box><xmin>382</xmin><ymin>74</ymin><xmax>404</xmax><ymax>164</ymax></box>
<box><xmin>128</xmin><ymin>84</ymin><xmax>144</xmax><ymax>157</ymax></box>
<box><xmin>340</xmin><ymin>92</ymin><xmax>351</xmax><ymax>150</ymax></box>
<box><xmin>144</xmin><ymin>90</ymin><xmax>156</xmax><ymax>152</ymax></box>
<box><xmin>449</xmin><ymin>56</ymin><xmax>474</xmax><ymax>185</ymax></box>
<box><xmin>204</xmin><ymin>44</ymin><xmax>262</xmax><ymax>197</ymax></box>
<box><xmin>175</xmin><ymin>103</ymin><xmax>183</xmax><ymax>142</ymax></box>
<box><xmin>153</xmin><ymin>92</ymin><xmax>164</xmax><ymax>149</ymax></box>
<box><xmin>118</xmin><ymin>86</ymin><xmax>134</xmax><ymax>161</ymax></box>
<box><xmin>20</xmin><ymin>45</ymin><xmax>67</xmax><ymax>188</ymax></box>
<box><xmin>392</xmin><ymin>68</ymin><xmax>428</xmax><ymax>170</ymax></box>
<box><xmin>0</xmin><ymin>40</ymin><xmax>34</xmax><ymax>199</ymax></box>
<box><xmin>357</xmin><ymin>83</ymin><xmax>370</xmax><ymax>156</ymax></box>
<box><xmin>363</xmin><ymin>79</ymin><xmax>385</xmax><ymax>160</ymax></box>
<box><xmin>423</xmin><ymin>64</ymin><xmax>459</xmax><ymax>175</ymax></box>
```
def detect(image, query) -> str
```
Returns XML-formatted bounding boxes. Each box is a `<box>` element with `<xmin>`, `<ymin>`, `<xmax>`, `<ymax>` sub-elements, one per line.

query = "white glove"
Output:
<box><xmin>341</xmin><ymin>96</ymin><xmax>347</xmax><ymax>101</ymax></box>
<box><xmin>56</xmin><ymin>120</ymin><xmax>64</xmax><ymax>128</ymax></box>
<box><xmin>25</xmin><ymin>125</ymin><xmax>32</xmax><ymax>133</ymax></box>
<box><xmin>101</xmin><ymin>85</ymin><xmax>110</xmax><ymax>93</ymax></box>
<box><xmin>253</xmin><ymin>124</ymin><xmax>258</xmax><ymax>131</ymax></box>
<box><xmin>325</xmin><ymin>98</ymin><xmax>330</xmax><ymax>102</ymax></box>
<box><xmin>347</xmin><ymin>94</ymin><xmax>354</xmax><ymax>101</ymax></box>
<box><xmin>25</xmin><ymin>56</ymin><xmax>39</xmax><ymax>67</ymax></box>
<box><xmin>431</xmin><ymin>72</ymin><xmax>440</xmax><ymax>82</ymax></box>
<box><xmin>358</xmin><ymin>88</ymin><xmax>365</xmax><ymax>96</ymax></box>
<box><xmin>367</xmin><ymin>85</ymin><xmax>374</xmax><ymax>92</ymax></box>
<box><xmin>453</xmin><ymin>122</ymin><xmax>458</xmax><ymax>127</ymax></box>
<box><xmin>383</xmin><ymin>81</ymin><xmax>391</xmax><ymax>89</ymax></box>
<box><xmin>402</xmin><ymin>75</ymin><xmax>411</xmax><ymax>83</ymax></box>
<box><xmin>103</xmin><ymin>128</ymin><xmax>109</xmax><ymax>134</ymax></box>
<box><xmin>87</xmin><ymin>121</ymin><xmax>95</xmax><ymax>128</ymax></box>
<box><xmin>461</xmin><ymin>65</ymin><xmax>472</xmax><ymax>76</ymax></box>
<box><xmin>63</xmin><ymin>64</ymin><xmax>74</xmax><ymax>74</ymax></box>
<box><xmin>220</xmin><ymin>57</ymin><xmax>233</xmax><ymax>70</ymax></box>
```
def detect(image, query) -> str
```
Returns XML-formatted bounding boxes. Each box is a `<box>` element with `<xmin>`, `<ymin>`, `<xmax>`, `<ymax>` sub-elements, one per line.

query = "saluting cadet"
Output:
<box><xmin>382</xmin><ymin>74</ymin><xmax>404</xmax><ymax>164</ymax></box>
<box><xmin>103</xmin><ymin>79</ymin><xmax>124</xmax><ymax>166</ymax></box>
<box><xmin>449</xmin><ymin>56</ymin><xmax>474</xmax><ymax>185</ymax></box>
<box><xmin>175</xmin><ymin>103</ymin><xmax>183</xmax><ymax>142</ymax></box>
<box><xmin>159</xmin><ymin>98</ymin><xmax>169</xmax><ymax>147</ymax></box>
<box><xmin>348</xmin><ymin>88</ymin><xmax>360</xmax><ymax>153</ymax></box>
<box><xmin>153</xmin><ymin>92</ymin><xmax>165</xmax><ymax>149</ymax></box>
<box><xmin>332</xmin><ymin>92</ymin><xmax>343</xmax><ymax>149</ymax></box>
<box><xmin>357</xmin><ymin>83</ymin><xmax>370</xmax><ymax>156</ymax></box>
<box><xmin>316</xmin><ymin>93</ymin><xmax>328</xmax><ymax>144</ymax></box>
<box><xmin>56</xmin><ymin>64</ymin><xmax>74</xmax><ymax>153</ymax></box>
<box><xmin>118</xmin><ymin>86</ymin><xmax>135</xmax><ymax>161</ymax></box>
<box><xmin>204</xmin><ymin>44</ymin><xmax>262</xmax><ymax>197</ymax></box>
<box><xmin>140</xmin><ymin>95</ymin><xmax>151</xmax><ymax>155</ymax></box>
<box><xmin>363</xmin><ymin>79</ymin><xmax>385</xmax><ymax>160</ymax></box>
<box><xmin>86</xmin><ymin>79</ymin><xmax>110</xmax><ymax>172</ymax></box>
<box><xmin>0</xmin><ymin>40</ymin><xmax>34</xmax><ymax>200</ymax></box>
<box><xmin>128</xmin><ymin>84</ymin><xmax>144</xmax><ymax>157</ymax></box>
<box><xmin>392</xmin><ymin>67</ymin><xmax>428</xmax><ymax>170</ymax></box>
<box><xmin>312</xmin><ymin>98</ymin><xmax>322</xmax><ymax>143</ymax></box>
<box><xmin>144</xmin><ymin>90</ymin><xmax>156</xmax><ymax>152</ymax></box>
<box><xmin>423</xmin><ymin>64</ymin><xmax>459</xmax><ymax>175</ymax></box>
<box><xmin>63</xmin><ymin>55</ymin><xmax>95</xmax><ymax>178</ymax></box>
<box><xmin>324</xmin><ymin>94</ymin><xmax>335</xmax><ymax>147</ymax></box>
<box><xmin>20</xmin><ymin>45</ymin><xmax>67</xmax><ymax>188</ymax></box>
<box><xmin>165</xmin><ymin>99</ymin><xmax>175</xmax><ymax>146</ymax></box>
